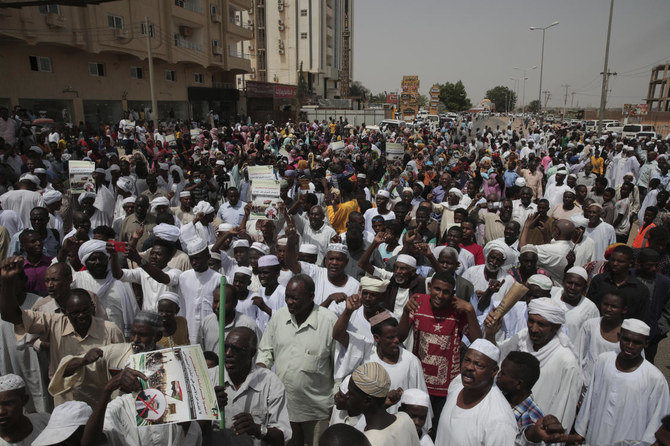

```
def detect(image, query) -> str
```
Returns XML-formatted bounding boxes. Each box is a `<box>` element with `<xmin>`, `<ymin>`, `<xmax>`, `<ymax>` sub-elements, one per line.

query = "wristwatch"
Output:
<box><xmin>257</xmin><ymin>423</ymin><xmax>268</xmax><ymax>439</ymax></box>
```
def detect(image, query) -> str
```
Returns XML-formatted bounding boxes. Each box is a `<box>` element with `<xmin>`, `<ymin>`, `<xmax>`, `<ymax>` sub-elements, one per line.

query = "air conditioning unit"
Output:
<box><xmin>248</xmin><ymin>44</ymin><xmax>255</xmax><ymax>51</ymax></box>
<box><xmin>211</xmin><ymin>12</ymin><xmax>222</xmax><ymax>23</ymax></box>
<box><xmin>114</xmin><ymin>27</ymin><xmax>129</xmax><ymax>39</ymax></box>
<box><xmin>278</xmin><ymin>0</ymin><xmax>284</xmax><ymax>11</ymax></box>
<box><xmin>279</xmin><ymin>48</ymin><xmax>285</xmax><ymax>54</ymax></box>
<box><xmin>45</xmin><ymin>12</ymin><xmax>65</xmax><ymax>28</ymax></box>
<box><xmin>179</xmin><ymin>26</ymin><xmax>192</xmax><ymax>37</ymax></box>
<box><xmin>278</xmin><ymin>19</ymin><xmax>284</xmax><ymax>31</ymax></box>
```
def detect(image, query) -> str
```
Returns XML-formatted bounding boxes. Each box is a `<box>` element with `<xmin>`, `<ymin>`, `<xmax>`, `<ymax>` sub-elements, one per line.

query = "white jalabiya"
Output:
<box><xmin>434</xmin><ymin>375</ymin><xmax>518</xmax><ymax>446</ymax></box>
<box><xmin>584</xmin><ymin>222</ymin><xmax>616</xmax><ymax>261</ymax></box>
<box><xmin>499</xmin><ymin>329</ymin><xmax>583</xmax><ymax>429</ymax></box>
<box><xmin>235</xmin><ymin>291</ymin><xmax>258</xmax><ymax>320</ymax></box>
<box><xmin>47</xmin><ymin>212</ymin><xmax>64</xmax><ymax>242</ymax></box>
<box><xmin>73</xmin><ymin>270</ymin><xmax>138</xmax><ymax>338</ymax></box>
<box><xmin>300</xmin><ymin>261</ymin><xmax>360</xmax><ymax>306</ymax></box>
<box><xmin>550</xmin><ymin>289</ymin><xmax>600</xmax><ymax>344</ymax></box>
<box><xmin>365</xmin><ymin>412</ymin><xmax>420</xmax><ymax>446</ymax></box>
<box><xmin>178</xmin><ymin>268</ymin><xmax>221</xmax><ymax>344</ymax></box>
<box><xmin>576</xmin><ymin>317</ymin><xmax>620</xmax><ymax>384</ymax></box>
<box><xmin>0</xmin><ymin>189</ymin><xmax>44</xmax><ymax>227</ymax></box>
<box><xmin>575</xmin><ymin>351</ymin><xmax>670</xmax><ymax>445</ymax></box>
<box><xmin>120</xmin><ymin>266</ymin><xmax>181</xmax><ymax>313</ymax></box>
<box><xmin>254</xmin><ymin>283</ymin><xmax>287</xmax><ymax>333</ymax></box>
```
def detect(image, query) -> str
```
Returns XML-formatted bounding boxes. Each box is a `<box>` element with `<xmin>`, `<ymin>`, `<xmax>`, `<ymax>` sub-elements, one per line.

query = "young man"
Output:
<box><xmin>251</xmin><ymin>254</ymin><xmax>286</xmax><ymax>333</ymax></box>
<box><xmin>550</xmin><ymin>266</ymin><xmax>599</xmax><ymax>343</ymax></box>
<box><xmin>0</xmin><ymin>374</ymin><xmax>50</xmax><ymax>445</ymax></box>
<box><xmin>575</xmin><ymin>319</ymin><xmax>670</xmax><ymax>445</ymax></box>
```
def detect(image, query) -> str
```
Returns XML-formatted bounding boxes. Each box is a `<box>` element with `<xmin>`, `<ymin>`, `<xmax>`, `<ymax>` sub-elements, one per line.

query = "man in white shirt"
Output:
<box><xmin>512</xmin><ymin>187</ymin><xmax>537</xmax><ymax>227</ymax></box>
<box><xmin>252</xmin><ymin>254</ymin><xmax>286</xmax><ymax>333</ymax></box>
<box><xmin>584</xmin><ymin>203</ymin><xmax>616</xmax><ymax>261</ymax></box>
<box><xmin>519</xmin><ymin>218</ymin><xmax>575</xmax><ymax>286</ymax></box>
<box><xmin>549</xmin><ymin>266</ymin><xmax>599</xmax><ymax>343</ymax></box>
<box><xmin>217</xmin><ymin>187</ymin><xmax>246</xmax><ymax>226</ymax></box>
<box><xmin>292</xmin><ymin>204</ymin><xmax>337</xmax><ymax>265</ymax></box>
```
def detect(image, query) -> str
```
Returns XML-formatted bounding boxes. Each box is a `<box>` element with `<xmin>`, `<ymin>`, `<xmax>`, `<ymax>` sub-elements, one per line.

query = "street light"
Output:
<box><xmin>514</xmin><ymin>66</ymin><xmax>537</xmax><ymax>114</ymax></box>
<box><xmin>530</xmin><ymin>21</ymin><xmax>559</xmax><ymax>115</ymax></box>
<box><xmin>509</xmin><ymin>77</ymin><xmax>521</xmax><ymax>112</ymax></box>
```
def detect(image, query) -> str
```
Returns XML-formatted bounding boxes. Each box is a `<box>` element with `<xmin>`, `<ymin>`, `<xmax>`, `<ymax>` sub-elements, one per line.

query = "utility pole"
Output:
<box><xmin>598</xmin><ymin>0</ymin><xmax>614</xmax><ymax>135</ymax></box>
<box><xmin>561</xmin><ymin>84</ymin><xmax>570</xmax><ymax>118</ymax></box>
<box><xmin>571</xmin><ymin>92</ymin><xmax>576</xmax><ymax>107</ymax></box>
<box><xmin>145</xmin><ymin>16</ymin><xmax>158</xmax><ymax>129</ymax></box>
<box><xmin>542</xmin><ymin>90</ymin><xmax>551</xmax><ymax>109</ymax></box>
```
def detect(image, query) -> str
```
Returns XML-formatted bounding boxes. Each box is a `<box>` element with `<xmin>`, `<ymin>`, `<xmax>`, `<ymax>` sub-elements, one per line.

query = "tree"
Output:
<box><xmin>439</xmin><ymin>81</ymin><xmax>472</xmax><ymax>111</ymax></box>
<box><xmin>526</xmin><ymin>100</ymin><xmax>541</xmax><ymax>113</ymax></box>
<box><xmin>296</xmin><ymin>62</ymin><xmax>309</xmax><ymax>105</ymax></box>
<box><xmin>369</xmin><ymin>92</ymin><xmax>387</xmax><ymax>103</ymax></box>
<box><xmin>349</xmin><ymin>81</ymin><xmax>370</xmax><ymax>100</ymax></box>
<box><xmin>417</xmin><ymin>94</ymin><xmax>428</xmax><ymax>109</ymax></box>
<box><xmin>485</xmin><ymin>86</ymin><xmax>516</xmax><ymax>113</ymax></box>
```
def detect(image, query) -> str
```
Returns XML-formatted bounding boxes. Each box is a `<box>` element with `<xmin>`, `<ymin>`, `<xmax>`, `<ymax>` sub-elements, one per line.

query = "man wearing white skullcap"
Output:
<box><xmin>399</xmin><ymin>389</ymin><xmax>433</xmax><ymax>446</ymax></box>
<box><xmin>490</xmin><ymin>297</ymin><xmax>583</xmax><ymax>429</ymax></box>
<box><xmin>229</xmin><ymin>265</ymin><xmax>257</xmax><ymax>320</ymax></box>
<box><xmin>548</xmin><ymin>266</ymin><xmax>599</xmax><ymax>344</ymax></box>
<box><xmin>0</xmin><ymin>373</ymin><xmax>51</xmax><ymax>446</ymax></box>
<box><xmin>72</xmin><ymin>239</ymin><xmax>138</xmax><ymax>337</ymax></box>
<box><xmin>435</xmin><ymin>339</ymin><xmax>517</xmax><ymax>446</ymax></box>
<box><xmin>575</xmin><ymin>318</ymin><xmax>670</xmax><ymax>445</ymax></box>
<box><xmin>298</xmin><ymin>243</ymin><xmax>319</xmax><ymax>264</ymax></box>
<box><xmin>543</xmin><ymin>168</ymin><xmax>572</xmax><ymax>209</ymax></box>
<box><xmin>252</xmin><ymin>254</ymin><xmax>286</xmax><ymax>332</ymax></box>
<box><xmin>170</xmin><ymin>190</ymin><xmax>195</xmax><ymax>226</ymax></box>
<box><xmin>363</xmin><ymin>189</ymin><xmax>396</xmax><ymax>233</ymax></box>
<box><xmin>156</xmin><ymin>291</ymin><xmax>189</xmax><ymax>347</ymax></box>
<box><xmin>583</xmin><ymin>202</ymin><xmax>616</xmax><ymax>261</ymax></box>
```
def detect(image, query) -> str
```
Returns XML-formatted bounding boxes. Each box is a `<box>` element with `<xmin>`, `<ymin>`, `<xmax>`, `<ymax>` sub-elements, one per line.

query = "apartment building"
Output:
<box><xmin>647</xmin><ymin>64</ymin><xmax>670</xmax><ymax>112</ymax></box>
<box><xmin>0</xmin><ymin>0</ymin><xmax>253</xmax><ymax>125</ymax></box>
<box><xmin>247</xmin><ymin>0</ymin><xmax>353</xmax><ymax>99</ymax></box>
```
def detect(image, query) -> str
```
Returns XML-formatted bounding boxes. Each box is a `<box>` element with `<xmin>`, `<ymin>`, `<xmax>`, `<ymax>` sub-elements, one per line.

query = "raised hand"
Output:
<box><xmin>0</xmin><ymin>256</ymin><xmax>24</xmax><ymax>281</ymax></box>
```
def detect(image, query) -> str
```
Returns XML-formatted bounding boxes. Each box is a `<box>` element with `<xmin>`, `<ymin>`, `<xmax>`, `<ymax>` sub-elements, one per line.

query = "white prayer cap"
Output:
<box><xmin>234</xmin><ymin>266</ymin><xmax>252</xmax><ymax>277</ymax></box>
<box><xmin>360</xmin><ymin>276</ymin><xmax>390</xmax><ymax>293</ymax></box>
<box><xmin>43</xmin><ymin>190</ymin><xmax>62</xmax><ymax>205</ymax></box>
<box><xmin>232</xmin><ymin>239</ymin><xmax>250</xmax><ymax>249</ymax></box>
<box><xmin>520</xmin><ymin>245</ymin><xmax>538</xmax><ymax>255</ymax></box>
<box><xmin>209</xmin><ymin>246</ymin><xmax>221</xmax><ymax>261</ymax></box>
<box><xmin>357</xmin><ymin>173</ymin><xmax>367</xmax><ymax>179</ymax></box>
<box><xmin>31</xmin><ymin>400</ymin><xmax>92</xmax><ymax>446</ymax></box>
<box><xmin>327</xmin><ymin>243</ymin><xmax>349</xmax><ymax>255</ymax></box>
<box><xmin>158</xmin><ymin>291</ymin><xmax>181</xmax><ymax>307</ymax></box>
<box><xmin>150</xmin><ymin>197</ymin><xmax>170</xmax><ymax>210</ymax></box>
<box><xmin>215</xmin><ymin>160</ymin><xmax>225</xmax><ymax>166</ymax></box>
<box><xmin>153</xmin><ymin>223</ymin><xmax>180</xmax><ymax>242</ymax></box>
<box><xmin>186</xmin><ymin>238</ymin><xmax>208</xmax><ymax>256</ymax></box>
<box><xmin>484</xmin><ymin>240</ymin><xmax>510</xmax><ymax>260</ymax></box>
<box><xmin>570</xmin><ymin>214</ymin><xmax>589</xmax><ymax>229</ymax></box>
<box><xmin>116</xmin><ymin>177</ymin><xmax>133</xmax><ymax>192</ymax></box>
<box><xmin>527</xmin><ymin>274</ymin><xmax>553</xmax><ymax>291</ymax></box>
<box><xmin>193</xmin><ymin>200</ymin><xmax>215</xmax><ymax>215</ymax></box>
<box><xmin>339</xmin><ymin>375</ymin><xmax>351</xmax><ymax>394</ymax></box>
<box><xmin>528</xmin><ymin>297</ymin><xmax>566</xmax><ymax>325</ymax></box>
<box><xmin>158</xmin><ymin>163</ymin><xmax>169</xmax><ymax>170</ymax></box>
<box><xmin>18</xmin><ymin>173</ymin><xmax>39</xmax><ymax>186</ymax></box>
<box><xmin>448</xmin><ymin>187</ymin><xmax>463</xmax><ymax>199</ymax></box>
<box><xmin>556</xmin><ymin>169</ymin><xmax>568</xmax><ymax>175</ymax></box>
<box><xmin>468</xmin><ymin>338</ymin><xmax>500</xmax><ymax>364</ymax></box>
<box><xmin>258</xmin><ymin>255</ymin><xmax>280</xmax><ymax>268</ymax></box>
<box><xmin>78</xmin><ymin>192</ymin><xmax>96</xmax><ymax>204</ymax></box>
<box><xmin>34</xmin><ymin>167</ymin><xmax>47</xmax><ymax>174</ymax></box>
<box><xmin>396</xmin><ymin>254</ymin><xmax>417</xmax><ymax>269</ymax></box>
<box><xmin>78</xmin><ymin>239</ymin><xmax>109</xmax><ymax>265</ymax></box>
<box><xmin>251</xmin><ymin>242</ymin><xmax>270</xmax><ymax>255</ymax></box>
<box><xmin>179</xmin><ymin>191</ymin><xmax>192</xmax><ymax>198</ymax></box>
<box><xmin>217</xmin><ymin>223</ymin><xmax>234</xmax><ymax>233</ymax></box>
<box><xmin>299</xmin><ymin>243</ymin><xmax>318</xmax><ymax>255</ymax></box>
<box><xmin>621</xmin><ymin>318</ymin><xmax>650</xmax><ymax>337</ymax></box>
<box><xmin>566</xmin><ymin>266</ymin><xmax>588</xmax><ymax>282</ymax></box>
<box><xmin>108</xmin><ymin>164</ymin><xmax>121</xmax><ymax>172</ymax></box>
<box><xmin>0</xmin><ymin>373</ymin><xmax>25</xmax><ymax>392</ymax></box>
<box><xmin>400</xmin><ymin>388</ymin><xmax>430</xmax><ymax>408</ymax></box>
<box><xmin>402</xmin><ymin>187</ymin><xmax>413</xmax><ymax>194</ymax></box>
<box><xmin>276</xmin><ymin>237</ymin><xmax>288</xmax><ymax>247</ymax></box>
<box><xmin>377</xmin><ymin>190</ymin><xmax>390</xmax><ymax>198</ymax></box>
<box><xmin>514</xmin><ymin>177</ymin><xmax>526</xmax><ymax>187</ymax></box>
<box><xmin>122</xmin><ymin>196</ymin><xmax>136</xmax><ymax>205</ymax></box>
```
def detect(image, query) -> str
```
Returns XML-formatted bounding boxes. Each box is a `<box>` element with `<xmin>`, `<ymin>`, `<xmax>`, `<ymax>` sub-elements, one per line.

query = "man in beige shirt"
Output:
<box><xmin>480</xmin><ymin>199</ymin><xmax>514</xmax><ymax>244</ymax></box>
<box><xmin>0</xmin><ymin>256</ymin><xmax>124</xmax><ymax>379</ymax></box>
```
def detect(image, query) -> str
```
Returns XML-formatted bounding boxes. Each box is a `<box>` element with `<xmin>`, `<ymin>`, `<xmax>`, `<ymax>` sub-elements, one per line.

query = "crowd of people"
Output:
<box><xmin>0</xmin><ymin>107</ymin><xmax>670</xmax><ymax>445</ymax></box>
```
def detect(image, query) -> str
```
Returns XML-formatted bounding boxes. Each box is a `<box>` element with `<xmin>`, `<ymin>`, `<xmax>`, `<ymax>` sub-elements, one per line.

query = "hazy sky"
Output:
<box><xmin>352</xmin><ymin>0</ymin><xmax>670</xmax><ymax>109</ymax></box>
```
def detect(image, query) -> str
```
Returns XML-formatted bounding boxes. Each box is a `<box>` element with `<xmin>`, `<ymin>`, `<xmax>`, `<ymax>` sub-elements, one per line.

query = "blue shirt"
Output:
<box><xmin>512</xmin><ymin>394</ymin><xmax>544</xmax><ymax>431</ymax></box>
<box><xmin>10</xmin><ymin>227</ymin><xmax>61</xmax><ymax>258</ymax></box>
<box><xmin>503</xmin><ymin>170</ymin><xmax>520</xmax><ymax>188</ymax></box>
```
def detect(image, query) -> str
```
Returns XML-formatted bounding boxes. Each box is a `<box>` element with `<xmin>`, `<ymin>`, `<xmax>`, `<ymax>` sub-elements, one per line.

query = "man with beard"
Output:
<box><xmin>292</xmin><ymin>203</ymin><xmax>336</xmax><ymax>265</ymax></box>
<box><xmin>434</xmin><ymin>339</ymin><xmax>517</xmax><ymax>445</ymax></box>
<box><xmin>0</xmin><ymin>257</ymin><xmax>124</xmax><ymax>385</ymax></box>
<box><xmin>209</xmin><ymin>327</ymin><xmax>291</xmax><ymax>446</ymax></box>
<box><xmin>251</xmin><ymin>254</ymin><xmax>286</xmax><ymax>333</ymax></box>
<box><xmin>72</xmin><ymin>239</ymin><xmax>138</xmax><ymax>338</ymax></box>
<box><xmin>72</xmin><ymin>312</ymin><xmax>204</xmax><ymax>446</ymax></box>
<box><xmin>397</xmin><ymin>271</ymin><xmax>481</xmax><ymax>429</ymax></box>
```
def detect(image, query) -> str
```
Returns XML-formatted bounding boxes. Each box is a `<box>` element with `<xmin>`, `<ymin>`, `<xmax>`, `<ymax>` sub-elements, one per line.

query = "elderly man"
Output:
<box><xmin>489</xmin><ymin>298</ymin><xmax>583</xmax><ymax>430</ymax></box>
<box><xmin>345</xmin><ymin>362</ymin><xmax>420</xmax><ymax>446</ymax></box>
<box><xmin>257</xmin><ymin>274</ymin><xmax>340</xmax><ymax>446</ymax></box>
<box><xmin>210</xmin><ymin>327</ymin><xmax>291</xmax><ymax>445</ymax></box>
<box><xmin>0</xmin><ymin>374</ymin><xmax>50</xmax><ymax>445</ymax></box>
<box><xmin>574</xmin><ymin>319</ymin><xmax>670</xmax><ymax>445</ymax></box>
<box><xmin>550</xmin><ymin>266</ymin><xmax>599</xmax><ymax>343</ymax></box>
<box><xmin>519</xmin><ymin>217</ymin><xmax>575</xmax><ymax>286</ymax></box>
<box><xmin>434</xmin><ymin>339</ymin><xmax>517</xmax><ymax>445</ymax></box>
<box><xmin>72</xmin><ymin>239</ymin><xmax>138</xmax><ymax>338</ymax></box>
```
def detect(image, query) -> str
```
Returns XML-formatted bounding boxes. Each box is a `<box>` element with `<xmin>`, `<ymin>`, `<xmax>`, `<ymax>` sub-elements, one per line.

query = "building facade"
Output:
<box><xmin>647</xmin><ymin>64</ymin><xmax>670</xmax><ymax>112</ymax></box>
<box><xmin>0</xmin><ymin>0</ymin><xmax>253</xmax><ymax>125</ymax></box>
<box><xmin>247</xmin><ymin>0</ymin><xmax>353</xmax><ymax>100</ymax></box>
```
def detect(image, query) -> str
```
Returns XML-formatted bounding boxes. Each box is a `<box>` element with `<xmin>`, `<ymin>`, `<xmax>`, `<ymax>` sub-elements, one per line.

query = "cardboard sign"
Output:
<box><xmin>68</xmin><ymin>161</ymin><xmax>96</xmax><ymax>195</ymax></box>
<box><xmin>128</xmin><ymin>345</ymin><xmax>220</xmax><ymax>427</ymax></box>
<box><xmin>386</xmin><ymin>143</ymin><xmax>404</xmax><ymax>161</ymax></box>
<box><xmin>331</xmin><ymin>141</ymin><xmax>345</xmax><ymax>152</ymax></box>
<box><xmin>247</xmin><ymin>165</ymin><xmax>276</xmax><ymax>181</ymax></box>
<box><xmin>250</xmin><ymin>179</ymin><xmax>281</xmax><ymax>220</ymax></box>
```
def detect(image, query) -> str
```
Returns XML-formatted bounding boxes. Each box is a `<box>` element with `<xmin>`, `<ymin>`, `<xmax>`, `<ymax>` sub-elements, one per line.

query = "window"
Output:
<box><xmin>300</xmin><ymin>9</ymin><xmax>307</xmax><ymax>16</ymax></box>
<box><xmin>130</xmin><ymin>67</ymin><xmax>144</xmax><ymax>79</ymax></box>
<box><xmin>140</xmin><ymin>23</ymin><xmax>154</xmax><ymax>36</ymax></box>
<box><xmin>194</xmin><ymin>73</ymin><xmax>204</xmax><ymax>83</ymax></box>
<box><xmin>88</xmin><ymin>62</ymin><xmax>105</xmax><ymax>76</ymax></box>
<box><xmin>212</xmin><ymin>39</ymin><xmax>219</xmax><ymax>47</ymax></box>
<box><xmin>165</xmin><ymin>70</ymin><xmax>176</xmax><ymax>81</ymax></box>
<box><xmin>107</xmin><ymin>15</ymin><xmax>124</xmax><ymax>29</ymax></box>
<box><xmin>210</xmin><ymin>4</ymin><xmax>217</xmax><ymax>14</ymax></box>
<box><xmin>29</xmin><ymin>56</ymin><xmax>52</xmax><ymax>72</ymax></box>
<box><xmin>300</xmin><ymin>32</ymin><xmax>307</xmax><ymax>39</ymax></box>
<box><xmin>39</xmin><ymin>3</ymin><xmax>59</xmax><ymax>14</ymax></box>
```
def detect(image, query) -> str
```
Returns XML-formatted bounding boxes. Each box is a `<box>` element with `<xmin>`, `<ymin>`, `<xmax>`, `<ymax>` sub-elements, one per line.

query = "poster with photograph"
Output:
<box><xmin>250</xmin><ymin>179</ymin><xmax>281</xmax><ymax>220</ymax></box>
<box><xmin>128</xmin><ymin>345</ymin><xmax>220</xmax><ymax>427</ymax></box>
<box><xmin>68</xmin><ymin>161</ymin><xmax>96</xmax><ymax>194</ymax></box>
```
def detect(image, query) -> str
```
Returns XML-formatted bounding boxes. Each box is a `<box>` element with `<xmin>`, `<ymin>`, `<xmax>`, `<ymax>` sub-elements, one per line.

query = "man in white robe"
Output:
<box><xmin>251</xmin><ymin>255</ymin><xmax>286</xmax><ymax>333</ymax></box>
<box><xmin>0</xmin><ymin>178</ymin><xmax>45</xmax><ymax>227</ymax></box>
<box><xmin>575</xmin><ymin>319</ymin><xmax>670</xmax><ymax>445</ymax></box>
<box><xmin>549</xmin><ymin>266</ymin><xmax>599</xmax><ymax>343</ymax></box>
<box><xmin>584</xmin><ymin>203</ymin><xmax>617</xmax><ymax>261</ymax></box>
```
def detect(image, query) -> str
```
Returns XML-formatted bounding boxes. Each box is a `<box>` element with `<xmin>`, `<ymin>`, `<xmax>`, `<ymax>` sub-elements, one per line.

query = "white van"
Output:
<box><xmin>622</xmin><ymin>124</ymin><xmax>656</xmax><ymax>139</ymax></box>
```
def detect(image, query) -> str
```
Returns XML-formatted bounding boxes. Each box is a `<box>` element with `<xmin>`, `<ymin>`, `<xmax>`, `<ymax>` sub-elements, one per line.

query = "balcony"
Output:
<box><xmin>230</xmin><ymin>0</ymin><xmax>252</xmax><ymax>10</ymax></box>
<box><xmin>227</xmin><ymin>17</ymin><xmax>253</xmax><ymax>39</ymax></box>
<box><xmin>213</xmin><ymin>81</ymin><xmax>236</xmax><ymax>89</ymax></box>
<box><xmin>174</xmin><ymin>36</ymin><xmax>203</xmax><ymax>52</ymax></box>
<box><xmin>45</xmin><ymin>12</ymin><xmax>66</xmax><ymax>28</ymax></box>
<box><xmin>174</xmin><ymin>0</ymin><xmax>202</xmax><ymax>13</ymax></box>
<box><xmin>227</xmin><ymin>49</ymin><xmax>251</xmax><ymax>73</ymax></box>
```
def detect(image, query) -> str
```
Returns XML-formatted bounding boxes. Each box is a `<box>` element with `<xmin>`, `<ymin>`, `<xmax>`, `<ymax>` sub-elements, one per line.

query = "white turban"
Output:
<box><xmin>528</xmin><ymin>297</ymin><xmax>566</xmax><ymax>325</ymax></box>
<box><xmin>193</xmin><ymin>201</ymin><xmax>215</xmax><ymax>215</ymax></box>
<box><xmin>150</xmin><ymin>197</ymin><xmax>170</xmax><ymax>211</ymax></box>
<box><xmin>43</xmin><ymin>190</ymin><xmax>62</xmax><ymax>205</ymax></box>
<box><xmin>360</xmin><ymin>276</ymin><xmax>390</xmax><ymax>293</ymax></box>
<box><xmin>158</xmin><ymin>291</ymin><xmax>181</xmax><ymax>307</ymax></box>
<box><xmin>153</xmin><ymin>223</ymin><xmax>180</xmax><ymax>242</ymax></box>
<box><xmin>400</xmin><ymin>388</ymin><xmax>430</xmax><ymax>408</ymax></box>
<box><xmin>78</xmin><ymin>239</ymin><xmax>109</xmax><ymax>265</ymax></box>
<box><xmin>484</xmin><ymin>240</ymin><xmax>511</xmax><ymax>261</ymax></box>
<box><xmin>527</xmin><ymin>274</ymin><xmax>553</xmax><ymax>291</ymax></box>
<box><xmin>0</xmin><ymin>373</ymin><xmax>25</xmax><ymax>392</ymax></box>
<box><xmin>122</xmin><ymin>196</ymin><xmax>136</xmax><ymax>205</ymax></box>
<box><xmin>78</xmin><ymin>192</ymin><xmax>96</xmax><ymax>204</ymax></box>
<box><xmin>116</xmin><ymin>178</ymin><xmax>133</xmax><ymax>192</ymax></box>
<box><xmin>448</xmin><ymin>187</ymin><xmax>463</xmax><ymax>199</ymax></box>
